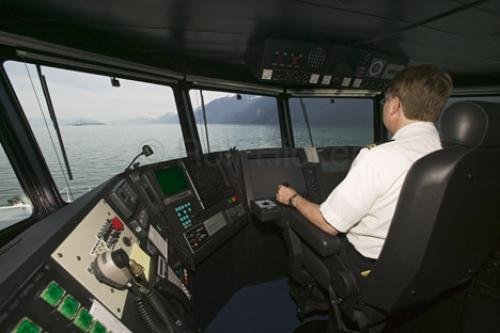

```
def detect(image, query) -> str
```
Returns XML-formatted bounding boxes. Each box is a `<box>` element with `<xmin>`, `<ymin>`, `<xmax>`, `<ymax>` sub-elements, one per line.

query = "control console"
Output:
<box><xmin>127</xmin><ymin>154</ymin><xmax>247</xmax><ymax>266</ymax></box>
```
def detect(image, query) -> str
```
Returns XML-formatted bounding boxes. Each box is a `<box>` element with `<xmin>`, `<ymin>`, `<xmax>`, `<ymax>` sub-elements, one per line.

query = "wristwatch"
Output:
<box><xmin>288</xmin><ymin>193</ymin><xmax>299</xmax><ymax>207</ymax></box>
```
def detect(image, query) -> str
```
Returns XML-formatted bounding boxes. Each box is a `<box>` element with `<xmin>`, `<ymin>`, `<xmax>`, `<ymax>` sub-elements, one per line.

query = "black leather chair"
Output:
<box><xmin>283</xmin><ymin>101</ymin><xmax>500</xmax><ymax>332</ymax></box>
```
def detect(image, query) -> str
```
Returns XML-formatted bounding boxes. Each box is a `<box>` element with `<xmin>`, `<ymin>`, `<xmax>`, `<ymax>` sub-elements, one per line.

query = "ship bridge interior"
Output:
<box><xmin>0</xmin><ymin>1</ymin><xmax>500</xmax><ymax>333</ymax></box>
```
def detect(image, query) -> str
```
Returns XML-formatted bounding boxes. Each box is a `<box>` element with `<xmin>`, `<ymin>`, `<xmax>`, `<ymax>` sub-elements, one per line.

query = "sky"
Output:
<box><xmin>3</xmin><ymin>60</ymin><xmax>232</xmax><ymax>123</ymax></box>
<box><xmin>5</xmin><ymin>60</ymin><xmax>499</xmax><ymax>125</ymax></box>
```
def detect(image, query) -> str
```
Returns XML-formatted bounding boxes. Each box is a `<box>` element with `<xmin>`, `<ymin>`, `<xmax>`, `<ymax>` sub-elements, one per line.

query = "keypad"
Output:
<box><xmin>175</xmin><ymin>202</ymin><xmax>193</xmax><ymax>229</ymax></box>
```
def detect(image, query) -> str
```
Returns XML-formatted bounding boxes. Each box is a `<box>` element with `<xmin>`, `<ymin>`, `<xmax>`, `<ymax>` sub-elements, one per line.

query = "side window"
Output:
<box><xmin>4</xmin><ymin>61</ymin><xmax>186</xmax><ymax>201</ymax></box>
<box><xmin>0</xmin><ymin>143</ymin><xmax>32</xmax><ymax>230</ymax></box>
<box><xmin>189</xmin><ymin>90</ymin><xmax>282</xmax><ymax>152</ymax></box>
<box><xmin>289</xmin><ymin>97</ymin><xmax>374</xmax><ymax>147</ymax></box>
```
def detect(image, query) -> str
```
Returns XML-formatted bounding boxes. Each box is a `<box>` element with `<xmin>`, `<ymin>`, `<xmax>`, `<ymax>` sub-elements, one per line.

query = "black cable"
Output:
<box><xmin>143</xmin><ymin>288</ymin><xmax>177</xmax><ymax>332</ymax></box>
<box><xmin>156</xmin><ymin>279</ymin><xmax>194</xmax><ymax>316</ymax></box>
<box><xmin>135</xmin><ymin>295</ymin><xmax>164</xmax><ymax>333</ymax></box>
<box><xmin>130</xmin><ymin>281</ymin><xmax>179</xmax><ymax>333</ymax></box>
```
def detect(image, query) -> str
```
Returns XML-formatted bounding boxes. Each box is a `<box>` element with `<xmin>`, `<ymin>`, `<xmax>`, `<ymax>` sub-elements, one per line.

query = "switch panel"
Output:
<box><xmin>51</xmin><ymin>199</ymin><xmax>138</xmax><ymax>318</ymax></box>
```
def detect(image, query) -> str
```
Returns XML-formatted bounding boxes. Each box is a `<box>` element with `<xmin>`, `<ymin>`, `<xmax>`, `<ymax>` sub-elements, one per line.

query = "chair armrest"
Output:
<box><xmin>289</xmin><ymin>210</ymin><xmax>341</xmax><ymax>257</ymax></box>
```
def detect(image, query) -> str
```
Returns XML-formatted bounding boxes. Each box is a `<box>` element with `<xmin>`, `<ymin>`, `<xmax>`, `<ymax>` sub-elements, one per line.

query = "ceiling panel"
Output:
<box><xmin>299</xmin><ymin>0</ymin><xmax>462</xmax><ymax>23</ymax></box>
<box><xmin>376</xmin><ymin>26</ymin><xmax>500</xmax><ymax>75</ymax></box>
<box><xmin>471</xmin><ymin>0</ymin><xmax>500</xmax><ymax>15</ymax></box>
<box><xmin>0</xmin><ymin>0</ymin><xmax>409</xmax><ymax>41</ymax></box>
<box><xmin>0</xmin><ymin>1</ymin><xmax>258</xmax><ymax>34</ymax></box>
<box><xmin>424</xmin><ymin>7</ymin><xmax>500</xmax><ymax>41</ymax></box>
<box><xmin>376</xmin><ymin>39</ymin><xmax>500</xmax><ymax>74</ymax></box>
<box><xmin>0</xmin><ymin>0</ymin><xmax>499</xmax><ymax>85</ymax></box>
<box><xmin>0</xmin><ymin>0</ymin><xmax>408</xmax><ymax>63</ymax></box>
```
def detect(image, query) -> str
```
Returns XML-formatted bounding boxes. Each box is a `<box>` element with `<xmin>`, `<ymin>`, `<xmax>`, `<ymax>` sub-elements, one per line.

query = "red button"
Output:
<box><xmin>111</xmin><ymin>217</ymin><xmax>124</xmax><ymax>231</ymax></box>
<box><xmin>231</xmin><ymin>195</ymin><xmax>238</xmax><ymax>203</ymax></box>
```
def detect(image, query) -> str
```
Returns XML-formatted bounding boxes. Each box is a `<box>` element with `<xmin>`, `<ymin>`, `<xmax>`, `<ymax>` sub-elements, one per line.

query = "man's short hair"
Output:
<box><xmin>386</xmin><ymin>65</ymin><xmax>453</xmax><ymax>122</ymax></box>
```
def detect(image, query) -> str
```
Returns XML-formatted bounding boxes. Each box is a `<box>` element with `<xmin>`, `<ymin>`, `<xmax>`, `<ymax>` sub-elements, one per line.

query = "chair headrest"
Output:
<box><xmin>439</xmin><ymin>101</ymin><xmax>500</xmax><ymax>148</ymax></box>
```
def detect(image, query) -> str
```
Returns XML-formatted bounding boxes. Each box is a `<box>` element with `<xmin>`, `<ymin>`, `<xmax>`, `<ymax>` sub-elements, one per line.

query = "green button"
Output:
<box><xmin>90</xmin><ymin>320</ymin><xmax>107</xmax><ymax>333</ymax></box>
<box><xmin>40</xmin><ymin>281</ymin><xmax>65</xmax><ymax>307</ymax></box>
<box><xmin>12</xmin><ymin>317</ymin><xmax>42</xmax><ymax>333</ymax></box>
<box><xmin>74</xmin><ymin>308</ymin><xmax>93</xmax><ymax>332</ymax></box>
<box><xmin>57</xmin><ymin>295</ymin><xmax>80</xmax><ymax>320</ymax></box>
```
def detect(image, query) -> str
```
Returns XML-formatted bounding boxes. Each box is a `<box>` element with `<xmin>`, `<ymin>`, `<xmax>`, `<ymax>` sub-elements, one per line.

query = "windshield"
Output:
<box><xmin>189</xmin><ymin>90</ymin><xmax>282</xmax><ymax>153</ymax></box>
<box><xmin>4</xmin><ymin>61</ymin><xmax>186</xmax><ymax>202</ymax></box>
<box><xmin>289</xmin><ymin>97</ymin><xmax>374</xmax><ymax>147</ymax></box>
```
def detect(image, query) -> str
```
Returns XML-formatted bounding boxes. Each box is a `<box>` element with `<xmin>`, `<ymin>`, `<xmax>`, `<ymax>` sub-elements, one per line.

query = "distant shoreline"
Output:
<box><xmin>71</xmin><ymin>122</ymin><xmax>105</xmax><ymax>126</ymax></box>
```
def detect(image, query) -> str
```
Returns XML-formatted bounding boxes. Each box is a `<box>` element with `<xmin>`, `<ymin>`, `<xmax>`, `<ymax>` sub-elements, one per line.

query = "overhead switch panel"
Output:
<box><xmin>246</xmin><ymin>38</ymin><xmax>408</xmax><ymax>90</ymax></box>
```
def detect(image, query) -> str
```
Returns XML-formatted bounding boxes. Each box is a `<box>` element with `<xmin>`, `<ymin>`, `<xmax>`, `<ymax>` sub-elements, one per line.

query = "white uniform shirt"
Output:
<box><xmin>319</xmin><ymin>121</ymin><xmax>442</xmax><ymax>259</ymax></box>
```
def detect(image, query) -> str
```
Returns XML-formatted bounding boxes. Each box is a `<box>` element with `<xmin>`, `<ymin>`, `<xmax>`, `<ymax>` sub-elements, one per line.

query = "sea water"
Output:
<box><xmin>1</xmin><ymin>123</ymin><xmax>370</xmax><ymax>205</ymax></box>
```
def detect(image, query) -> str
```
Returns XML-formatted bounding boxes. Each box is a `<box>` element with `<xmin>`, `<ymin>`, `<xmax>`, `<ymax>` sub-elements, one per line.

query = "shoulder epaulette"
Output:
<box><xmin>365</xmin><ymin>143</ymin><xmax>377</xmax><ymax>150</ymax></box>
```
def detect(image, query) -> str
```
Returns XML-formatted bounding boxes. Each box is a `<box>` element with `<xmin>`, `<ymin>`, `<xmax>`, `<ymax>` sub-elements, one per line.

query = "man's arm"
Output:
<box><xmin>276</xmin><ymin>185</ymin><xmax>339</xmax><ymax>236</ymax></box>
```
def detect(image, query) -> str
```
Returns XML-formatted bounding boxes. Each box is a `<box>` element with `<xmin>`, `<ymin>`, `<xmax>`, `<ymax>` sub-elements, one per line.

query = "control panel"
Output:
<box><xmin>0</xmin><ymin>146</ymin><xmax>351</xmax><ymax>333</ymax></box>
<box><xmin>246</xmin><ymin>38</ymin><xmax>408</xmax><ymax>89</ymax></box>
<box><xmin>127</xmin><ymin>154</ymin><xmax>248</xmax><ymax>265</ymax></box>
<box><xmin>51</xmin><ymin>199</ymin><xmax>138</xmax><ymax>318</ymax></box>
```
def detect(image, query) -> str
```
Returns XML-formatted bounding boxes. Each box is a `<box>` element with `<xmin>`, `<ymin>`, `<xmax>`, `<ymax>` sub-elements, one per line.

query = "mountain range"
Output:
<box><xmin>150</xmin><ymin>95</ymin><xmax>372</xmax><ymax>127</ymax></box>
<box><xmin>30</xmin><ymin>95</ymin><xmax>372</xmax><ymax>127</ymax></box>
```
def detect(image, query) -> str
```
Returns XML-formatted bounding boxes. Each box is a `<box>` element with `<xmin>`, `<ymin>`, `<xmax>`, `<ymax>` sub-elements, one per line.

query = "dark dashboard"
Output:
<box><xmin>0</xmin><ymin>146</ymin><xmax>357</xmax><ymax>333</ymax></box>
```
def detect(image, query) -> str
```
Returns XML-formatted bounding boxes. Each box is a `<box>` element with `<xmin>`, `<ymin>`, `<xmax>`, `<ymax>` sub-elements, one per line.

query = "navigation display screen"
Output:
<box><xmin>154</xmin><ymin>165</ymin><xmax>189</xmax><ymax>197</ymax></box>
<box><xmin>184</xmin><ymin>157</ymin><xmax>233</xmax><ymax>209</ymax></box>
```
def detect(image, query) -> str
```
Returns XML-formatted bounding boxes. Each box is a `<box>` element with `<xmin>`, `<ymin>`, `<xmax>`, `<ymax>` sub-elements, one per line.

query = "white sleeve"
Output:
<box><xmin>319</xmin><ymin>148</ymin><xmax>381</xmax><ymax>233</ymax></box>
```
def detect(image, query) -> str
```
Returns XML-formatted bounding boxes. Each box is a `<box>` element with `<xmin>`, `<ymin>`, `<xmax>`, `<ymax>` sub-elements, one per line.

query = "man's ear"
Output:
<box><xmin>390</xmin><ymin>96</ymin><xmax>402</xmax><ymax>116</ymax></box>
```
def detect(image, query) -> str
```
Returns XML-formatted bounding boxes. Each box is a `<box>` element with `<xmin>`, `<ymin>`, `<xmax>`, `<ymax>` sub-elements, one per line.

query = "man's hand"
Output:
<box><xmin>276</xmin><ymin>184</ymin><xmax>339</xmax><ymax>235</ymax></box>
<box><xmin>276</xmin><ymin>184</ymin><xmax>298</xmax><ymax>206</ymax></box>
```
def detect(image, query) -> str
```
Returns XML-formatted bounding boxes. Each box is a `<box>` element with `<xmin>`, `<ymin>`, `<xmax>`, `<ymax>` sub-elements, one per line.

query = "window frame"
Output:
<box><xmin>0</xmin><ymin>61</ymin><xmax>58</xmax><ymax>240</ymax></box>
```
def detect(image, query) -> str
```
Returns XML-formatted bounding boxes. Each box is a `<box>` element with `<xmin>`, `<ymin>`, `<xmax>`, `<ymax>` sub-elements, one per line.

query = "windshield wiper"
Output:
<box><xmin>199</xmin><ymin>90</ymin><xmax>211</xmax><ymax>152</ymax></box>
<box><xmin>299</xmin><ymin>97</ymin><xmax>315</xmax><ymax>147</ymax></box>
<box><xmin>35</xmin><ymin>65</ymin><xmax>73</xmax><ymax>181</ymax></box>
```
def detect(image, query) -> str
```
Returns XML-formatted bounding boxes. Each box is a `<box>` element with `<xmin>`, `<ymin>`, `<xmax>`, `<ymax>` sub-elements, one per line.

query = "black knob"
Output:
<box><xmin>111</xmin><ymin>249</ymin><xmax>129</xmax><ymax>269</ymax></box>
